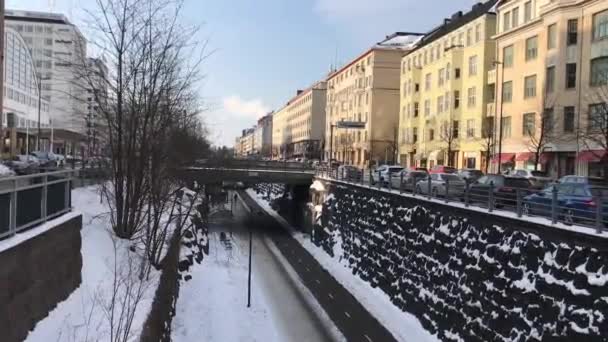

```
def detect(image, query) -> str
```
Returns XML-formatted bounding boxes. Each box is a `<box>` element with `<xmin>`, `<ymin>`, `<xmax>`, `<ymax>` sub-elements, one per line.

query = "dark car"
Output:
<box><xmin>6</xmin><ymin>155</ymin><xmax>40</xmax><ymax>175</ymax></box>
<box><xmin>524</xmin><ymin>183</ymin><xmax>608</xmax><ymax>226</ymax></box>
<box><xmin>337</xmin><ymin>165</ymin><xmax>363</xmax><ymax>182</ymax></box>
<box><xmin>558</xmin><ymin>175</ymin><xmax>607</xmax><ymax>186</ymax></box>
<box><xmin>390</xmin><ymin>169</ymin><xmax>428</xmax><ymax>192</ymax></box>
<box><xmin>468</xmin><ymin>174</ymin><xmax>535</xmax><ymax>208</ymax></box>
<box><xmin>458</xmin><ymin>169</ymin><xmax>484</xmax><ymax>183</ymax></box>
<box><xmin>30</xmin><ymin>151</ymin><xmax>59</xmax><ymax>167</ymax></box>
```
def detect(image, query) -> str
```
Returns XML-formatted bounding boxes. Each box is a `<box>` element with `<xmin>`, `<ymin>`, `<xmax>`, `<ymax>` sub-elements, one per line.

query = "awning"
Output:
<box><xmin>491</xmin><ymin>153</ymin><xmax>515</xmax><ymax>164</ymax></box>
<box><xmin>516</xmin><ymin>152</ymin><xmax>553</xmax><ymax>163</ymax></box>
<box><xmin>577</xmin><ymin>150</ymin><xmax>607</xmax><ymax>162</ymax></box>
<box><xmin>428</xmin><ymin>149</ymin><xmax>444</xmax><ymax>161</ymax></box>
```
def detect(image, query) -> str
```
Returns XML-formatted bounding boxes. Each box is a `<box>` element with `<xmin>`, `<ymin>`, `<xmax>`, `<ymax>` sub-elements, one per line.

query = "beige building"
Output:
<box><xmin>399</xmin><ymin>2</ymin><xmax>498</xmax><ymax>171</ymax></box>
<box><xmin>272</xmin><ymin>82</ymin><xmax>327</xmax><ymax>160</ymax></box>
<box><xmin>325</xmin><ymin>32</ymin><xmax>423</xmax><ymax>167</ymax></box>
<box><xmin>235</xmin><ymin>128</ymin><xmax>255</xmax><ymax>158</ymax></box>
<box><xmin>494</xmin><ymin>0</ymin><xmax>608</xmax><ymax>178</ymax></box>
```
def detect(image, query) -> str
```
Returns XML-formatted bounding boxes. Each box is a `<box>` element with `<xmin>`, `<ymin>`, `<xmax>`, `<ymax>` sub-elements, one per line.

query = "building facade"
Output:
<box><xmin>254</xmin><ymin>112</ymin><xmax>273</xmax><ymax>157</ymax></box>
<box><xmin>399</xmin><ymin>2</ymin><xmax>498</xmax><ymax>171</ymax></box>
<box><xmin>2</xmin><ymin>26</ymin><xmax>51</xmax><ymax>157</ymax></box>
<box><xmin>6</xmin><ymin>10</ymin><xmax>87</xmax><ymax>134</ymax></box>
<box><xmin>272</xmin><ymin>82</ymin><xmax>327</xmax><ymax>160</ymax></box>
<box><xmin>494</xmin><ymin>0</ymin><xmax>608</xmax><ymax>178</ymax></box>
<box><xmin>325</xmin><ymin>32</ymin><xmax>423</xmax><ymax>167</ymax></box>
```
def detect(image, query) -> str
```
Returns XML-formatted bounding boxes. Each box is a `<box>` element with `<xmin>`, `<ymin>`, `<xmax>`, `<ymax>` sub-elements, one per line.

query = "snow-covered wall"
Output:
<box><xmin>313</xmin><ymin>181</ymin><xmax>608</xmax><ymax>341</ymax></box>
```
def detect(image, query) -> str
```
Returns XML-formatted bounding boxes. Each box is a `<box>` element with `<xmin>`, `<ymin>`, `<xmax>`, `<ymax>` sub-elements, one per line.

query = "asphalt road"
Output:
<box><xmin>238</xmin><ymin>190</ymin><xmax>398</xmax><ymax>342</ymax></box>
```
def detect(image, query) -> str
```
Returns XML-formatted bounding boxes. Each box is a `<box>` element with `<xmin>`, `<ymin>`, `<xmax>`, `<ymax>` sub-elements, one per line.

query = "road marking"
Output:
<box><xmin>344</xmin><ymin>311</ymin><xmax>351</xmax><ymax>318</ymax></box>
<box><xmin>328</xmin><ymin>293</ymin><xmax>334</xmax><ymax>299</ymax></box>
<box><xmin>364</xmin><ymin>334</ymin><xmax>373</xmax><ymax>342</ymax></box>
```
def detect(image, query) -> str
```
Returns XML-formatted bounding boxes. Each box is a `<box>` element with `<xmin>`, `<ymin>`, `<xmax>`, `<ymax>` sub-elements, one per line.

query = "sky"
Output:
<box><xmin>10</xmin><ymin>0</ymin><xmax>482</xmax><ymax>147</ymax></box>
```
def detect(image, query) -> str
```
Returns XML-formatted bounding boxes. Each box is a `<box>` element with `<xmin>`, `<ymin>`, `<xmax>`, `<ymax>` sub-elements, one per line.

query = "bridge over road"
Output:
<box><xmin>179</xmin><ymin>159</ymin><xmax>315</xmax><ymax>185</ymax></box>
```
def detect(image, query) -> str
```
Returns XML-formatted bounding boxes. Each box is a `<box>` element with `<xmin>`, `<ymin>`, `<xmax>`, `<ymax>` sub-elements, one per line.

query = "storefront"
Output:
<box><xmin>577</xmin><ymin>150</ymin><xmax>607</xmax><ymax>179</ymax></box>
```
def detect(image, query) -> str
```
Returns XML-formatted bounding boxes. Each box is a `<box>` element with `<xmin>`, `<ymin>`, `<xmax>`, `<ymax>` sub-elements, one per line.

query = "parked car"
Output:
<box><xmin>415</xmin><ymin>173</ymin><xmax>466</xmax><ymax>197</ymax></box>
<box><xmin>6</xmin><ymin>155</ymin><xmax>40</xmax><ymax>175</ymax></box>
<box><xmin>468</xmin><ymin>174</ymin><xmax>535</xmax><ymax>208</ymax></box>
<box><xmin>508</xmin><ymin>169</ymin><xmax>553</xmax><ymax>189</ymax></box>
<box><xmin>558</xmin><ymin>175</ymin><xmax>607</xmax><ymax>186</ymax></box>
<box><xmin>389</xmin><ymin>169</ymin><xmax>428</xmax><ymax>191</ymax></box>
<box><xmin>524</xmin><ymin>183</ymin><xmax>608</xmax><ymax>226</ymax></box>
<box><xmin>429</xmin><ymin>165</ymin><xmax>458</xmax><ymax>174</ymax></box>
<box><xmin>371</xmin><ymin>165</ymin><xmax>404</xmax><ymax>185</ymax></box>
<box><xmin>337</xmin><ymin>165</ymin><xmax>363</xmax><ymax>182</ymax></box>
<box><xmin>457</xmin><ymin>169</ymin><xmax>484</xmax><ymax>183</ymax></box>
<box><xmin>30</xmin><ymin>151</ymin><xmax>62</xmax><ymax>167</ymax></box>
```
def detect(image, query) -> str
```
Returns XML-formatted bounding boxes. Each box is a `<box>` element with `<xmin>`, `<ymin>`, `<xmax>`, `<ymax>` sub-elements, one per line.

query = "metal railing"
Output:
<box><xmin>0</xmin><ymin>170</ymin><xmax>74</xmax><ymax>239</ymax></box>
<box><xmin>194</xmin><ymin>159</ymin><xmax>315</xmax><ymax>172</ymax></box>
<box><xmin>316</xmin><ymin>166</ymin><xmax>607</xmax><ymax>233</ymax></box>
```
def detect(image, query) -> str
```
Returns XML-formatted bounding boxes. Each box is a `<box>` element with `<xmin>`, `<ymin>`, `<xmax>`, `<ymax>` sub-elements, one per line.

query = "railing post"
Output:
<box><xmin>399</xmin><ymin>172</ymin><xmax>404</xmax><ymax>194</ymax></box>
<box><xmin>464</xmin><ymin>179</ymin><xmax>470</xmax><ymax>207</ymax></box>
<box><xmin>488</xmin><ymin>181</ymin><xmax>495</xmax><ymax>213</ymax></box>
<box><xmin>388</xmin><ymin>172</ymin><xmax>392</xmax><ymax>191</ymax></box>
<box><xmin>445</xmin><ymin>178</ymin><xmax>449</xmax><ymax>203</ymax></box>
<box><xmin>516</xmin><ymin>188</ymin><xmax>523</xmax><ymax>218</ymax></box>
<box><xmin>42</xmin><ymin>174</ymin><xmax>48</xmax><ymax>222</ymax></box>
<box><xmin>10</xmin><ymin>179</ymin><xmax>17</xmax><ymax>235</ymax></box>
<box><xmin>596</xmin><ymin>196</ymin><xmax>603</xmax><ymax>234</ymax></box>
<box><xmin>551</xmin><ymin>185</ymin><xmax>558</xmax><ymax>224</ymax></box>
<box><xmin>341</xmin><ymin>167</ymin><xmax>345</xmax><ymax>181</ymax></box>
<box><xmin>64</xmin><ymin>174</ymin><xmax>71</xmax><ymax>212</ymax></box>
<box><xmin>427</xmin><ymin>177</ymin><xmax>432</xmax><ymax>200</ymax></box>
<box><xmin>377</xmin><ymin>170</ymin><xmax>381</xmax><ymax>189</ymax></box>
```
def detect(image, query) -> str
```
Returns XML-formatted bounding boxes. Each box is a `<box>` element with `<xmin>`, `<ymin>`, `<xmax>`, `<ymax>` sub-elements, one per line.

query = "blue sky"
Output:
<box><xmin>11</xmin><ymin>0</ymin><xmax>481</xmax><ymax>146</ymax></box>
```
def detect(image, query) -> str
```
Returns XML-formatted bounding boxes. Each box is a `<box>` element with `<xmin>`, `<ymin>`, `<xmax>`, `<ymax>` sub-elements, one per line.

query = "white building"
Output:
<box><xmin>5</xmin><ymin>10</ymin><xmax>87</xmax><ymax>134</ymax></box>
<box><xmin>3</xmin><ymin>26</ymin><xmax>51</xmax><ymax>156</ymax></box>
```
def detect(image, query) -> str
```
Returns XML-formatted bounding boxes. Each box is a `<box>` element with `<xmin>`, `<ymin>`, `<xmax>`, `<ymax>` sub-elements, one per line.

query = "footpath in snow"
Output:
<box><xmin>247</xmin><ymin>189</ymin><xmax>439</xmax><ymax>342</ymax></box>
<box><xmin>171</xmin><ymin>201</ymin><xmax>330</xmax><ymax>342</ymax></box>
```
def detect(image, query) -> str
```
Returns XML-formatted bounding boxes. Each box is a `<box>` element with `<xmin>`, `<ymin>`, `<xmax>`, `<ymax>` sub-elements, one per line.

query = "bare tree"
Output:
<box><xmin>525</xmin><ymin>106</ymin><xmax>559</xmax><ymax>171</ymax></box>
<box><xmin>478</xmin><ymin>117</ymin><xmax>495</xmax><ymax>174</ymax></box>
<box><xmin>581</xmin><ymin>86</ymin><xmax>608</xmax><ymax>178</ymax></box>
<box><xmin>438</xmin><ymin>120</ymin><xmax>458</xmax><ymax>166</ymax></box>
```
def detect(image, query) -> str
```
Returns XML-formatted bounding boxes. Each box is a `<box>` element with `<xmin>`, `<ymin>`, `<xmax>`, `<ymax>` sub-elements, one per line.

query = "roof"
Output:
<box><xmin>5</xmin><ymin>9</ymin><xmax>73</xmax><ymax>25</ymax></box>
<box><xmin>413</xmin><ymin>0</ymin><xmax>498</xmax><ymax>52</ymax></box>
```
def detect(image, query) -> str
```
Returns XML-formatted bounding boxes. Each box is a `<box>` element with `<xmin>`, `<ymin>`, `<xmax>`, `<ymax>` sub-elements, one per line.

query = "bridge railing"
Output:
<box><xmin>194</xmin><ymin>159</ymin><xmax>315</xmax><ymax>172</ymax></box>
<box><xmin>0</xmin><ymin>170</ymin><xmax>74</xmax><ymax>240</ymax></box>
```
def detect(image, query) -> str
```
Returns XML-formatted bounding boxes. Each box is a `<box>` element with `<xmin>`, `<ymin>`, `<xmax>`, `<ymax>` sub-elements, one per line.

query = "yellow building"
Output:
<box><xmin>325</xmin><ymin>32</ymin><xmax>423</xmax><ymax>167</ymax></box>
<box><xmin>399</xmin><ymin>2</ymin><xmax>498</xmax><ymax>171</ymax></box>
<box><xmin>272</xmin><ymin>82</ymin><xmax>327</xmax><ymax>160</ymax></box>
<box><xmin>494</xmin><ymin>0</ymin><xmax>608</xmax><ymax>178</ymax></box>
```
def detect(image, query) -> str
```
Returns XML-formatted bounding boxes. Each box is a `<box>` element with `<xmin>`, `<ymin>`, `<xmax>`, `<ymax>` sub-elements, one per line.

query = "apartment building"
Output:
<box><xmin>399</xmin><ymin>1</ymin><xmax>498</xmax><ymax>171</ymax></box>
<box><xmin>494</xmin><ymin>0</ymin><xmax>608</xmax><ymax>178</ymax></box>
<box><xmin>325</xmin><ymin>32</ymin><xmax>423</xmax><ymax>167</ymax></box>
<box><xmin>254</xmin><ymin>112</ymin><xmax>273</xmax><ymax>157</ymax></box>
<box><xmin>272</xmin><ymin>82</ymin><xmax>327</xmax><ymax>160</ymax></box>
<box><xmin>6</xmin><ymin>10</ymin><xmax>87</xmax><ymax>134</ymax></box>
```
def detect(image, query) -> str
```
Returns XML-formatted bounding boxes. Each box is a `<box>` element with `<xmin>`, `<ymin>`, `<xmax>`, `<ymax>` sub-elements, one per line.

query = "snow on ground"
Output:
<box><xmin>26</xmin><ymin>186</ymin><xmax>160</xmax><ymax>342</ymax></box>
<box><xmin>248</xmin><ymin>190</ymin><xmax>440</xmax><ymax>342</ymax></box>
<box><xmin>171</xmin><ymin>217</ymin><xmax>283</xmax><ymax>342</ymax></box>
<box><xmin>0</xmin><ymin>163</ymin><xmax>15</xmax><ymax>177</ymax></box>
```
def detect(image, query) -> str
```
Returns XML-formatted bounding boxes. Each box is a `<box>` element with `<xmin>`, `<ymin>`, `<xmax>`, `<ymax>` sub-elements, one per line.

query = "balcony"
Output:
<box><xmin>487</xmin><ymin>69</ymin><xmax>496</xmax><ymax>85</ymax></box>
<box><xmin>486</xmin><ymin>102</ymin><xmax>495</xmax><ymax>116</ymax></box>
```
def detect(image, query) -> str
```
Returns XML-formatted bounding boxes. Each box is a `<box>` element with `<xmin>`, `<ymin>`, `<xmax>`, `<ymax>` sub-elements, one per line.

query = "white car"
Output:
<box><xmin>508</xmin><ymin>169</ymin><xmax>553</xmax><ymax>188</ymax></box>
<box><xmin>371</xmin><ymin>165</ymin><xmax>404</xmax><ymax>185</ymax></box>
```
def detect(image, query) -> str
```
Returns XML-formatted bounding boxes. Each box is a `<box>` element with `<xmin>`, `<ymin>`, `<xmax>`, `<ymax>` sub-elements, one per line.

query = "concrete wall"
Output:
<box><xmin>0</xmin><ymin>215</ymin><xmax>82</xmax><ymax>342</ymax></box>
<box><xmin>312</xmin><ymin>180</ymin><xmax>608</xmax><ymax>341</ymax></box>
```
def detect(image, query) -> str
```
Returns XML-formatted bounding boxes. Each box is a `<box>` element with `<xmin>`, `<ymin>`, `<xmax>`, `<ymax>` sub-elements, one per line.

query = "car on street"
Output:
<box><xmin>337</xmin><ymin>165</ymin><xmax>363</xmax><ymax>182</ymax></box>
<box><xmin>414</xmin><ymin>173</ymin><xmax>466</xmax><ymax>197</ymax></box>
<box><xmin>371</xmin><ymin>165</ymin><xmax>404</xmax><ymax>185</ymax></box>
<box><xmin>429</xmin><ymin>165</ymin><xmax>458</xmax><ymax>174</ymax></box>
<box><xmin>468</xmin><ymin>174</ymin><xmax>535</xmax><ymax>208</ymax></box>
<box><xmin>558</xmin><ymin>175</ymin><xmax>607</xmax><ymax>185</ymax></box>
<box><xmin>30</xmin><ymin>151</ymin><xmax>63</xmax><ymax>167</ymax></box>
<box><xmin>457</xmin><ymin>168</ymin><xmax>484</xmax><ymax>183</ymax></box>
<box><xmin>508</xmin><ymin>169</ymin><xmax>553</xmax><ymax>189</ymax></box>
<box><xmin>523</xmin><ymin>183</ymin><xmax>608</xmax><ymax>226</ymax></box>
<box><xmin>389</xmin><ymin>169</ymin><xmax>428</xmax><ymax>191</ymax></box>
<box><xmin>6</xmin><ymin>155</ymin><xmax>41</xmax><ymax>175</ymax></box>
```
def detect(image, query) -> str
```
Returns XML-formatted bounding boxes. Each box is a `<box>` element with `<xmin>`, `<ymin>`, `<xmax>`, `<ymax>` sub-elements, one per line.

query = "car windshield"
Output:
<box><xmin>388</xmin><ymin>167</ymin><xmax>403</xmax><ymax>173</ymax></box>
<box><xmin>530</xmin><ymin>171</ymin><xmax>548</xmax><ymax>177</ymax></box>
<box><xmin>443</xmin><ymin>167</ymin><xmax>457</xmax><ymax>173</ymax></box>
<box><xmin>411</xmin><ymin>171</ymin><xmax>427</xmax><ymax>178</ymax></box>
<box><xmin>505</xmin><ymin>178</ymin><xmax>531</xmax><ymax>188</ymax></box>
<box><xmin>442</xmin><ymin>174</ymin><xmax>462</xmax><ymax>182</ymax></box>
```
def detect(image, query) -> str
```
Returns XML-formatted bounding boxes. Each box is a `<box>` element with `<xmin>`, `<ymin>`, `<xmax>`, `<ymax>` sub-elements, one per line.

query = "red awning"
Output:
<box><xmin>491</xmin><ymin>153</ymin><xmax>515</xmax><ymax>164</ymax></box>
<box><xmin>577</xmin><ymin>150</ymin><xmax>607</xmax><ymax>162</ymax></box>
<box><xmin>515</xmin><ymin>152</ymin><xmax>534</xmax><ymax>161</ymax></box>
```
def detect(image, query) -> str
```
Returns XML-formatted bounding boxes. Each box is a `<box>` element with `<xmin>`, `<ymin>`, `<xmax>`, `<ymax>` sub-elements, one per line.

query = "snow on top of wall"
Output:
<box><xmin>0</xmin><ymin>164</ymin><xmax>15</xmax><ymax>176</ymax></box>
<box><xmin>310</xmin><ymin>180</ymin><xmax>325</xmax><ymax>192</ymax></box>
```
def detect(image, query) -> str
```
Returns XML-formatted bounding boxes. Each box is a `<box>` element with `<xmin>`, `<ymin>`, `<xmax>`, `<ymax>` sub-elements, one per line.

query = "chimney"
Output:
<box><xmin>451</xmin><ymin>11</ymin><xmax>463</xmax><ymax>20</ymax></box>
<box><xmin>297</xmin><ymin>90</ymin><xmax>304</xmax><ymax>95</ymax></box>
<box><xmin>472</xmin><ymin>2</ymin><xmax>483</xmax><ymax>11</ymax></box>
<box><xmin>444</xmin><ymin>18</ymin><xmax>451</xmax><ymax>25</ymax></box>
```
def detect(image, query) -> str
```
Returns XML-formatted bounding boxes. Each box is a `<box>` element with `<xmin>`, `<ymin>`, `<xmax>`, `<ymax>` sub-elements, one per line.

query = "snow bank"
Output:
<box><xmin>0</xmin><ymin>163</ymin><xmax>14</xmax><ymax>177</ymax></box>
<box><xmin>310</xmin><ymin>180</ymin><xmax>326</xmax><ymax>192</ymax></box>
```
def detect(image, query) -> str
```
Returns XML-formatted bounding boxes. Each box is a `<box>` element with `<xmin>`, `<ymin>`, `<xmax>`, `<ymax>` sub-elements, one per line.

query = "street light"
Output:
<box><xmin>35</xmin><ymin>73</ymin><xmax>52</xmax><ymax>152</ymax></box>
<box><xmin>493</xmin><ymin>60</ymin><xmax>505</xmax><ymax>173</ymax></box>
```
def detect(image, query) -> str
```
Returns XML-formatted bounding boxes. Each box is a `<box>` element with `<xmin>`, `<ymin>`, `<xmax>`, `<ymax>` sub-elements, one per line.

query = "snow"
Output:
<box><xmin>248</xmin><ymin>190</ymin><xmax>440</xmax><ymax>342</ymax></box>
<box><xmin>25</xmin><ymin>186</ymin><xmax>160</xmax><ymax>342</ymax></box>
<box><xmin>310</xmin><ymin>180</ymin><xmax>326</xmax><ymax>192</ymax></box>
<box><xmin>0</xmin><ymin>163</ymin><xmax>15</xmax><ymax>177</ymax></box>
<box><xmin>0</xmin><ymin>211</ymin><xmax>80</xmax><ymax>253</ymax></box>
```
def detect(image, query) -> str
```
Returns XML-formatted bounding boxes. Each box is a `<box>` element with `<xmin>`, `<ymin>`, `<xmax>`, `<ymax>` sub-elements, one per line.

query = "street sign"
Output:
<box><xmin>336</xmin><ymin>121</ymin><xmax>366</xmax><ymax>129</ymax></box>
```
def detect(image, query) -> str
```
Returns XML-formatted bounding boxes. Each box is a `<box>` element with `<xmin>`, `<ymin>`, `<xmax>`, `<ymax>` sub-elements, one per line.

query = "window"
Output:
<box><xmin>501</xmin><ymin>116</ymin><xmax>512</xmax><ymax>138</ymax></box>
<box><xmin>546</xmin><ymin>66</ymin><xmax>555</xmax><ymax>93</ymax></box>
<box><xmin>475</xmin><ymin>24</ymin><xmax>481</xmax><ymax>42</ymax></box>
<box><xmin>503</xmin><ymin>12</ymin><xmax>511</xmax><ymax>31</ymax></box>
<box><xmin>590</xmin><ymin>57</ymin><xmax>608</xmax><ymax>86</ymax></box>
<box><xmin>458</xmin><ymin>32</ymin><xmax>464</xmax><ymax>45</ymax></box>
<box><xmin>564</xmin><ymin>106</ymin><xmax>575</xmax><ymax>133</ymax></box>
<box><xmin>488</xmin><ymin>84</ymin><xmax>496</xmax><ymax>102</ymax></box>
<box><xmin>547</xmin><ymin>24</ymin><xmax>557</xmax><ymax>49</ymax></box>
<box><xmin>567</xmin><ymin>19</ymin><xmax>578</xmax><ymax>45</ymax></box>
<box><xmin>467</xmin><ymin>119</ymin><xmax>475</xmax><ymax>138</ymax></box>
<box><xmin>526</xmin><ymin>36</ymin><xmax>538</xmax><ymax>60</ymax></box>
<box><xmin>414</xmin><ymin>102</ymin><xmax>419</xmax><ymax>117</ymax></box>
<box><xmin>482</xmin><ymin>117</ymin><xmax>494</xmax><ymax>138</ymax></box>
<box><xmin>512</xmin><ymin>7</ymin><xmax>519</xmax><ymax>27</ymax></box>
<box><xmin>437</xmin><ymin>96</ymin><xmax>444</xmax><ymax>113</ymax></box>
<box><xmin>467</xmin><ymin>87</ymin><xmax>476</xmax><ymax>107</ymax></box>
<box><xmin>503</xmin><ymin>45</ymin><xmax>514</xmax><ymax>67</ymax></box>
<box><xmin>415</xmin><ymin>83</ymin><xmax>420</xmax><ymax>92</ymax></box>
<box><xmin>425</xmin><ymin>73</ymin><xmax>432</xmax><ymax>90</ymax></box>
<box><xmin>45</xmin><ymin>38</ymin><xmax>52</xmax><ymax>45</ymax></box>
<box><xmin>588</xmin><ymin>103</ymin><xmax>607</xmax><ymax>132</ymax></box>
<box><xmin>469</xmin><ymin>55</ymin><xmax>478</xmax><ymax>76</ymax></box>
<box><xmin>413</xmin><ymin>127</ymin><xmax>418</xmax><ymax>143</ymax></box>
<box><xmin>429</xmin><ymin>129</ymin><xmax>435</xmax><ymax>141</ymax></box>
<box><xmin>438</xmin><ymin>68</ymin><xmax>445</xmax><ymax>86</ymax></box>
<box><xmin>594</xmin><ymin>10</ymin><xmax>608</xmax><ymax>40</ymax></box>
<box><xmin>446</xmin><ymin>63</ymin><xmax>451</xmax><ymax>80</ymax></box>
<box><xmin>454</xmin><ymin>90</ymin><xmax>460</xmax><ymax>108</ymax></box>
<box><xmin>424</xmin><ymin>100</ymin><xmax>430</xmax><ymax>116</ymax></box>
<box><xmin>524</xmin><ymin>75</ymin><xmax>537</xmax><ymax>98</ymax></box>
<box><xmin>544</xmin><ymin>108</ymin><xmax>554</xmax><ymax>134</ymax></box>
<box><xmin>524</xmin><ymin>1</ymin><xmax>532</xmax><ymax>22</ymax></box>
<box><xmin>455</xmin><ymin>68</ymin><xmax>461</xmax><ymax>79</ymax></box>
<box><xmin>566</xmin><ymin>63</ymin><xmax>577</xmax><ymax>89</ymax></box>
<box><xmin>466</xmin><ymin>28</ymin><xmax>472</xmax><ymax>46</ymax></box>
<box><xmin>523</xmin><ymin>113</ymin><xmax>535</xmax><ymax>136</ymax></box>
<box><xmin>502</xmin><ymin>81</ymin><xmax>513</xmax><ymax>102</ymax></box>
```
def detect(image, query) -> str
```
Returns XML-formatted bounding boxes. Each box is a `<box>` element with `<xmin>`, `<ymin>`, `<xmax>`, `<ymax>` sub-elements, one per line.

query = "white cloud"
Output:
<box><xmin>222</xmin><ymin>95</ymin><xmax>269</xmax><ymax>119</ymax></box>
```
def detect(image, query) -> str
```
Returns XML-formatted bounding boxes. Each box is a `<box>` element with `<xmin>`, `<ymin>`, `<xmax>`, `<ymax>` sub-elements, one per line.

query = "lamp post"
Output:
<box><xmin>35</xmin><ymin>74</ymin><xmax>51</xmax><ymax>152</ymax></box>
<box><xmin>493</xmin><ymin>60</ymin><xmax>505</xmax><ymax>173</ymax></box>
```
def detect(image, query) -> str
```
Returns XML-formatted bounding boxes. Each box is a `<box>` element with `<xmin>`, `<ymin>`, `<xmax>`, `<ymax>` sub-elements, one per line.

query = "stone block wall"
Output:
<box><xmin>313</xmin><ymin>181</ymin><xmax>608</xmax><ymax>341</ymax></box>
<box><xmin>0</xmin><ymin>215</ymin><xmax>83</xmax><ymax>342</ymax></box>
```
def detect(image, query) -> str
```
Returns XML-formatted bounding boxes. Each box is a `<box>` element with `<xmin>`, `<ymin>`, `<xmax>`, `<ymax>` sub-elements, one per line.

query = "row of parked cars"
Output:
<box><xmin>0</xmin><ymin>151</ymin><xmax>66</xmax><ymax>176</ymax></box>
<box><xmin>333</xmin><ymin>164</ymin><xmax>607</xmax><ymax>227</ymax></box>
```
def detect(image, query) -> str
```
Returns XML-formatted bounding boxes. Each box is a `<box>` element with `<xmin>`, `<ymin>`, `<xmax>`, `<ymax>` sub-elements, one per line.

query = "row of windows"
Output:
<box><xmin>329</xmin><ymin>131</ymin><xmax>369</xmax><ymax>144</ymax></box>
<box><xmin>10</xmin><ymin>23</ymin><xmax>54</xmax><ymax>34</ymax></box>
<box><xmin>501</xmin><ymin>1</ymin><xmax>534</xmax><ymax>33</ymax></box>
<box><xmin>328</xmin><ymin>55</ymin><xmax>372</xmax><ymax>88</ymax></box>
